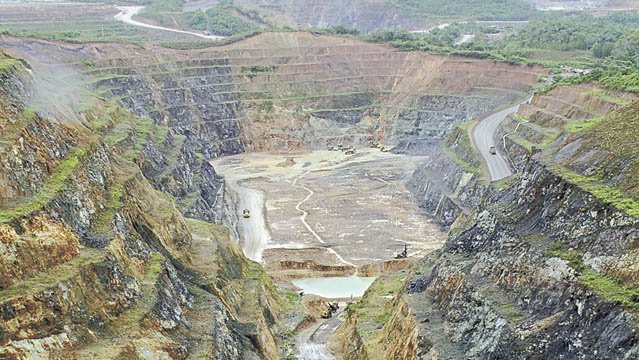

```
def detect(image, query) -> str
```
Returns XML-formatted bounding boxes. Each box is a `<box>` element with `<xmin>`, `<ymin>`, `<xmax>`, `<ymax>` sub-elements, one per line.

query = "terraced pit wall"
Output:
<box><xmin>1</xmin><ymin>33</ymin><xmax>544</xmax><ymax>224</ymax></box>
<box><xmin>0</xmin><ymin>52</ymin><xmax>285</xmax><ymax>359</ymax></box>
<box><xmin>348</xmin><ymin>84</ymin><xmax>639</xmax><ymax>358</ymax></box>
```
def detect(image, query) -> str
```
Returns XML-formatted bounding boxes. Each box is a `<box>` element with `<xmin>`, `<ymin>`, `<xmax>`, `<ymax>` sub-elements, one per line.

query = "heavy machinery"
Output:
<box><xmin>394</xmin><ymin>244</ymin><xmax>408</xmax><ymax>259</ymax></box>
<box><xmin>243</xmin><ymin>209</ymin><xmax>251</xmax><ymax>218</ymax></box>
<box><xmin>321</xmin><ymin>302</ymin><xmax>339</xmax><ymax>319</ymax></box>
<box><xmin>320</xmin><ymin>310</ymin><xmax>332</xmax><ymax>319</ymax></box>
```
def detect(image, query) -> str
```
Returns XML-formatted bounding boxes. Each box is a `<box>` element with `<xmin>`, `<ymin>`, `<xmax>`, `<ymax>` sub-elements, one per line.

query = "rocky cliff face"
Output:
<box><xmin>393</xmin><ymin>159</ymin><xmax>639</xmax><ymax>359</ymax></box>
<box><xmin>342</xmin><ymin>84</ymin><xmax>639</xmax><ymax>359</ymax></box>
<box><xmin>0</xmin><ymin>52</ymin><xmax>283</xmax><ymax>359</ymax></box>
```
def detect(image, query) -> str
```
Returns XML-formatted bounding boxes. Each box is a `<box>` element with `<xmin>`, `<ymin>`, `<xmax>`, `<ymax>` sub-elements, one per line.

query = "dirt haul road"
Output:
<box><xmin>295</xmin><ymin>303</ymin><xmax>346</xmax><ymax>360</ymax></box>
<box><xmin>472</xmin><ymin>97</ymin><xmax>531</xmax><ymax>181</ymax></box>
<box><xmin>114</xmin><ymin>6</ymin><xmax>225</xmax><ymax>40</ymax></box>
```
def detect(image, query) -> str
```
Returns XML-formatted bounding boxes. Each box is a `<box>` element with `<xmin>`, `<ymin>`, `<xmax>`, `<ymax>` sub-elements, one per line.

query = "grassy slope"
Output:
<box><xmin>554</xmin><ymin>100</ymin><xmax>639</xmax><ymax>216</ymax></box>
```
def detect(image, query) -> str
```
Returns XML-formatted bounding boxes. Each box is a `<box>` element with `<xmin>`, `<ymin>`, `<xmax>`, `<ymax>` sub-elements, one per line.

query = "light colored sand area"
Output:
<box><xmin>212</xmin><ymin>149</ymin><xmax>446</xmax><ymax>270</ymax></box>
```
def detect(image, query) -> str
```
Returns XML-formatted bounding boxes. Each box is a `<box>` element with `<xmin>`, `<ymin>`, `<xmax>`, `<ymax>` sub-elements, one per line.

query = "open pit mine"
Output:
<box><xmin>1</xmin><ymin>4</ymin><xmax>639</xmax><ymax>359</ymax></box>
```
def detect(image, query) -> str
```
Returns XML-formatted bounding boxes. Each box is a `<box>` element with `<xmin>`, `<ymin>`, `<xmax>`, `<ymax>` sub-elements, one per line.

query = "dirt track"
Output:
<box><xmin>114</xmin><ymin>5</ymin><xmax>225</xmax><ymax>40</ymax></box>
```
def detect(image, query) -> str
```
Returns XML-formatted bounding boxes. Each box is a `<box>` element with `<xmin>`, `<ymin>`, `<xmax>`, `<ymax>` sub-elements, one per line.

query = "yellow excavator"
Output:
<box><xmin>320</xmin><ymin>302</ymin><xmax>339</xmax><ymax>319</ymax></box>
<box><xmin>320</xmin><ymin>310</ymin><xmax>332</xmax><ymax>319</ymax></box>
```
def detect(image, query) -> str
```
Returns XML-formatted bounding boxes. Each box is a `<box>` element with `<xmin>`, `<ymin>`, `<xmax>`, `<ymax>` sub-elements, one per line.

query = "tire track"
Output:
<box><xmin>292</xmin><ymin>172</ymin><xmax>358</xmax><ymax>270</ymax></box>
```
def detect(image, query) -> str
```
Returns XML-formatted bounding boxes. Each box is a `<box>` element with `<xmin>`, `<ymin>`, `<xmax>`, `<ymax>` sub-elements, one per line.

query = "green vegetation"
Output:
<box><xmin>0</xmin><ymin>248</ymin><xmax>105</xmax><ymax>301</ymax></box>
<box><xmin>444</xmin><ymin>123</ymin><xmax>481</xmax><ymax>169</ymax></box>
<box><xmin>363</xmin><ymin>13</ymin><xmax>639</xmax><ymax>93</ymax></box>
<box><xmin>116</xmin><ymin>251</ymin><xmax>165</xmax><ymax>326</ymax></box>
<box><xmin>91</xmin><ymin>182</ymin><xmax>126</xmax><ymax>236</ymax></box>
<box><xmin>580</xmin><ymin>268</ymin><xmax>639</xmax><ymax>310</ymax></box>
<box><xmin>259</xmin><ymin>100</ymin><xmax>274</xmax><ymax>113</ymax></box>
<box><xmin>0</xmin><ymin>54</ymin><xmax>17</xmax><ymax>71</ymax></box>
<box><xmin>555</xmin><ymin>167</ymin><xmax>639</xmax><ymax>218</ymax></box>
<box><xmin>588</xmin><ymin>89</ymin><xmax>632</xmax><ymax>106</ymax></box>
<box><xmin>206</xmin><ymin>6</ymin><xmax>254</xmax><ymax>36</ymax></box>
<box><xmin>389</xmin><ymin>0</ymin><xmax>535</xmax><ymax>20</ymax></box>
<box><xmin>346</xmin><ymin>272</ymin><xmax>406</xmax><ymax>354</ymax></box>
<box><xmin>241</xmin><ymin>65</ymin><xmax>274</xmax><ymax>79</ymax></box>
<box><xmin>497</xmin><ymin>301</ymin><xmax>524</xmax><ymax>323</ymax></box>
<box><xmin>244</xmin><ymin>260</ymin><xmax>273</xmax><ymax>284</ymax></box>
<box><xmin>439</xmin><ymin>143</ymin><xmax>480</xmax><ymax>174</ymax></box>
<box><xmin>0</xmin><ymin>20</ymin><xmax>143</xmax><ymax>43</ymax></box>
<box><xmin>504</xmin><ymin>14</ymin><xmax>633</xmax><ymax>52</ymax></box>
<box><xmin>565</xmin><ymin>115</ymin><xmax>605</xmax><ymax>133</ymax></box>
<box><xmin>147</xmin><ymin>251</ymin><xmax>165</xmax><ymax>279</ymax></box>
<box><xmin>125</xmin><ymin>117</ymin><xmax>155</xmax><ymax>160</ymax></box>
<box><xmin>545</xmin><ymin>245</ymin><xmax>584</xmax><ymax>270</ymax></box>
<box><xmin>21</xmin><ymin>107</ymin><xmax>35</xmax><ymax>120</ymax></box>
<box><xmin>562</xmin><ymin>101</ymin><xmax>639</xmax><ymax>204</ymax></box>
<box><xmin>0</xmin><ymin>148</ymin><xmax>89</xmax><ymax>223</ymax></box>
<box><xmin>280</xmin><ymin>288</ymin><xmax>300</xmax><ymax>312</ymax></box>
<box><xmin>492</xmin><ymin>174</ymin><xmax>520</xmax><ymax>191</ymax></box>
<box><xmin>500</xmin><ymin>14</ymin><xmax>639</xmax><ymax>92</ymax></box>
<box><xmin>139</xmin><ymin>0</ymin><xmax>184</xmax><ymax>27</ymax></box>
<box><xmin>187</xmin><ymin>9</ymin><xmax>207</xmax><ymax>31</ymax></box>
<box><xmin>302</xmin><ymin>105</ymin><xmax>375</xmax><ymax>114</ymax></box>
<box><xmin>138</xmin><ymin>0</ymin><xmax>267</xmax><ymax>36</ymax></box>
<box><xmin>159</xmin><ymin>29</ymin><xmax>262</xmax><ymax>49</ymax></box>
<box><xmin>311</xmin><ymin>25</ymin><xmax>360</xmax><ymax>36</ymax></box>
<box><xmin>546</xmin><ymin>244</ymin><xmax>639</xmax><ymax>311</ymax></box>
<box><xmin>97</xmin><ymin>102</ymin><xmax>165</xmax><ymax>161</ymax></box>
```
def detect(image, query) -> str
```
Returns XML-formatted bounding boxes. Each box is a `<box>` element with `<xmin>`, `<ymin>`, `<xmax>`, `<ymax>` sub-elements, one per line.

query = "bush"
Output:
<box><xmin>188</xmin><ymin>9</ymin><xmax>207</xmax><ymax>31</ymax></box>
<box><xmin>206</xmin><ymin>8</ymin><xmax>253</xmax><ymax>36</ymax></box>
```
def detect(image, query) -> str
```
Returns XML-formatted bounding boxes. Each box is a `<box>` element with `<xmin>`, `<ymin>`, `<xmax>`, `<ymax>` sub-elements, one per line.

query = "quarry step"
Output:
<box><xmin>0</xmin><ymin>247</ymin><xmax>106</xmax><ymax>302</ymax></box>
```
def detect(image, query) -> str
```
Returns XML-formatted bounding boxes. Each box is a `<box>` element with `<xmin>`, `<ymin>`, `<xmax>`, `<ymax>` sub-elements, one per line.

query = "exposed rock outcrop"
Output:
<box><xmin>0</xmin><ymin>52</ymin><xmax>284</xmax><ymax>359</ymax></box>
<box><xmin>347</xmin><ymin>84</ymin><xmax>639</xmax><ymax>359</ymax></box>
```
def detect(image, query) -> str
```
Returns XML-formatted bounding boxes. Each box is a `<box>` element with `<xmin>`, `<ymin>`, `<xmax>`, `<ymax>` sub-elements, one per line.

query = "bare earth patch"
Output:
<box><xmin>212</xmin><ymin>148</ymin><xmax>446</xmax><ymax>279</ymax></box>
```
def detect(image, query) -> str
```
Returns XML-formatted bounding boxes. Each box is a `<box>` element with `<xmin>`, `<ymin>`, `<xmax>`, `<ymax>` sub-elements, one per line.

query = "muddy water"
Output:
<box><xmin>292</xmin><ymin>276</ymin><xmax>376</xmax><ymax>298</ymax></box>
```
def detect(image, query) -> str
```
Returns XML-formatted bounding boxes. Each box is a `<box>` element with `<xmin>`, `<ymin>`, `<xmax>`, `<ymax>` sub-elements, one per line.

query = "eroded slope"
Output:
<box><xmin>347</xmin><ymin>83</ymin><xmax>639</xmax><ymax>359</ymax></box>
<box><xmin>0</xmin><ymin>52</ymin><xmax>284</xmax><ymax>359</ymax></box>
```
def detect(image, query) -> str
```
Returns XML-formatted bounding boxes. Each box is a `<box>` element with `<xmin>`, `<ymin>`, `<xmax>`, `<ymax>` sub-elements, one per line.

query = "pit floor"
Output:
<box><xmin>212</xmin><ymin>148</ymin><xmax>446</xmax><ymax>278</ymax></box>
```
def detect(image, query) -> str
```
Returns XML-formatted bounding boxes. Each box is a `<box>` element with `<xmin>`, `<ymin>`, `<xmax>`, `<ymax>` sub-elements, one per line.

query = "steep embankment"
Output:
<box><xmin>0</xmin><ymin>51</ymin><xmax>283</xmax><ymax>359</ymax></box>
<box><xmin>0</xmin><ymin>32</ymin><xmax>543</xmax><ymax>224</ymax></box>
<box><xmin>344</xmin><ymin>84</ymin><xmax>639</xmax><ymax>358</ymax></box>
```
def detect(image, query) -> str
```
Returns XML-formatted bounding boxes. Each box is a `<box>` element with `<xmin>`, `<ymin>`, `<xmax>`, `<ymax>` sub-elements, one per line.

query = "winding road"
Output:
<box><xmin>292</xmin><ymin>173</ymin><xmax>359</xmax><ymax>270</ymax></box>
<box><xmin>296</xmin><ymin>304</ymin><xmax>345</xmax><ymax>360</ymax></box>
<box><xmin>472</xmin><ymin>98</ymin><xmax>530</xmax><ymax>181</ymax></box>
<box><xmin>225</xmin><ymin>178</ymin><xmax>271</xmax><ymax>263</ymax></box>
<box><xmin>114</xmin><ymin>6</ymin><xmax>226</xmax><ymax>40</ymax></box>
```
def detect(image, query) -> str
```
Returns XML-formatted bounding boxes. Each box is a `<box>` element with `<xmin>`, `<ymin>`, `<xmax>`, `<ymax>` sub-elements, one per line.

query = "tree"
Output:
<box><xmin>189</xmin><ymin>9</ymin><xmax>207</xmax><ymax>31</ymax></box>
